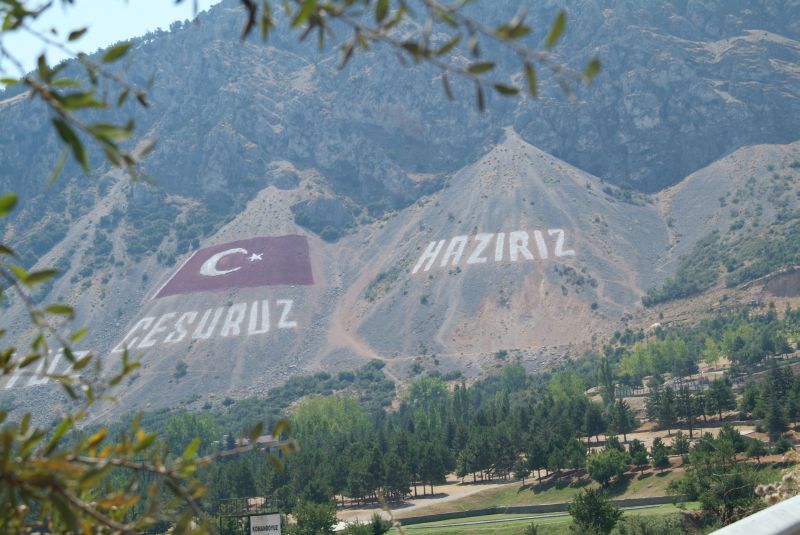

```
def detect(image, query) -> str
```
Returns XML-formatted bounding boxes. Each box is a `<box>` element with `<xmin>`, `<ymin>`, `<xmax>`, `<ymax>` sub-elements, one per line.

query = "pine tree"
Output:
<box><xmin>584</xmin><ymin>402</ymin><xmax>606</xmax><ymax>444</ymax></box>
<box><xmin>658</xmin><ymin>387</ymin><xmax>677</xmax><ymax>435</ymax></box>
<box><xmin>765</xmin><ymin>395</ymin><xmax>788</xmax><ymax>443</ymax></box>
<box><xmin>628</xmin><ymin>439</ymin><xmax>649</xmax><ymax>474</ymax></box>
<box><xmin>708</xmin><ymin>378</ymin><xmax>736</xmax><ymax>422</ymax></box>
<box><xmin>610</xmin><ymin>399</ymin><xmax>636</xmax><ymax>443</ymax></box>
<box><xmin>513</xmin><ymin>457</ymin><xmax>531</xmax><ymax>486</ymax></box>
<box><xmin>677</xmin><ymin>386</ymin><xmax>696</xmax><ymax>438</ymax></box>
<box><xmin>650</xmin><ymin>438</ymin><xmax>670</xmax><ymax>472</ymax></box>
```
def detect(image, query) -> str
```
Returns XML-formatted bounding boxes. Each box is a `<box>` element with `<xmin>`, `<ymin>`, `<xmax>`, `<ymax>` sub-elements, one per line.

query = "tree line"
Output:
<box><xmin>88</xmin><ymin>304</ymin><xmax>800</xmax><ymax>532</ymax></box>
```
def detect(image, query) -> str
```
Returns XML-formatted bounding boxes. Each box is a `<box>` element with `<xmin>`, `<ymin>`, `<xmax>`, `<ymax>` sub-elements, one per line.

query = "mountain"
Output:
<box><xmin>0</xmin><ymin>0</ymin><xmax>798</xmax><ymax>421</ymax></box>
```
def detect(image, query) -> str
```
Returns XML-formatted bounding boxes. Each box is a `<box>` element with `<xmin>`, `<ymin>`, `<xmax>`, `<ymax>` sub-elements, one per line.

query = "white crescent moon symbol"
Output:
<box><xmin>199</xmin><ymin>248</ymin><xmax>248</xmax><ymax>277</ymax></box>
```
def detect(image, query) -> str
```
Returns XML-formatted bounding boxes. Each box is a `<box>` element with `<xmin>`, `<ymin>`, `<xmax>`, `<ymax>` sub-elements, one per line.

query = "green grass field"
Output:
<box><xmin>394</xmin><ymin>503</ymin><xmax>697</xmax><ymax>534</ymax></box>
<box><xmin>398</xmin><ymin>470</ymin><xmax>683</xmax><ymax>518</ymax></box>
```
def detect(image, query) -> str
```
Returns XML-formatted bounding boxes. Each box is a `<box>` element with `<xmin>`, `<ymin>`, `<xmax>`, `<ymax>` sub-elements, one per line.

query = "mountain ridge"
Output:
<box><xmin>0</xmin><ymin>0</ymin><xmax>799</xmax><ymax>422</ymax></box>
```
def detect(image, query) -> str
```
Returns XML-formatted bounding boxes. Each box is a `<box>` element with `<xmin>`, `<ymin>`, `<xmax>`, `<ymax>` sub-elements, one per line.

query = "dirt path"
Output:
<box><xmin>336</xmin><ymin>477</ymin><xmax>516</xmax><ymax>523</ymax></box>
<box><xmin>324</xmin><ymin>215</ymin><xmax>427</xmax><ymax>384</ymax></box>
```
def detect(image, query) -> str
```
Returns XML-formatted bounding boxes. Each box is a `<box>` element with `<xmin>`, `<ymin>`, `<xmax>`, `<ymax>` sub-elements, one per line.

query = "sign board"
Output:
<box><xmin>250</xmin><ymin>513</ymin><xmax>281</xmax><ymax>534</ymax></box>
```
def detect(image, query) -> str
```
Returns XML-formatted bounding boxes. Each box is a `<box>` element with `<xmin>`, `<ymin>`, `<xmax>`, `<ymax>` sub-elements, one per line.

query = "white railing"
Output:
<box><xmin>712</xmin><ymin>495</ymin><xmax>800</xmax><ymax>535</ymax></box>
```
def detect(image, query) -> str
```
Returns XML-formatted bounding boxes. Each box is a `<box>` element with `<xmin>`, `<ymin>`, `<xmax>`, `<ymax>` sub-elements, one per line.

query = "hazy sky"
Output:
<box><xmin>1</xmin><ymin>0</ymin><xmax>221</xmax><ymax>75</ymax></box>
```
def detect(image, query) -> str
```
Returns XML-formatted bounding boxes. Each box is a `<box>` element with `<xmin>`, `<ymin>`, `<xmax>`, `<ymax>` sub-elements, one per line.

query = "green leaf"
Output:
<box><xmin>0</xmin><ymin>245</ymin><xmax>16</xmax><ymax>257</ymax></box>
<box><xmin>52</xmin><ymin>118</ymin><xmax>89</xmax><ymax>172</ymax></box>
<box><xmin>0</xmin><ymin>194</ymin><xmax>17</xmax><ymax>216</ymax></box>
<box><xmin>61</xmin><ymin>382</ymin><xmax>78</xmax><ymax>399</ymax></box>
<box><xmin>508</xmin><ymin>24</ymin><xmax>531</xmax><ymax>39</ymax></box>
<box><xmin>88</xmin><ymin>122</ymin><xmax>133</xmax><ymax>142</ymax></box>
<box><xmin>134</xmin><ymin>432</ymin><xmax>157</xmax><ymax>452</ymax></box>
<box><xmin>495</xmin><ymin>22</ymin><xmax>530</xmax><ymax>40</ymax></box>
<box><xmin>291</xmin><ymin>0</ymin><xmax>317</xmax><ymax>28</ymax></box>
<box><xmin>135</xmin><ymin>92</ymin><xmax>149</xmax><ymax>107</ymax></box>
<box><xmin>48</xmin><ymin>148</ymin><xmax>69</xmax><ymax>187</ymax></box>
<box><xmin>20</xmin><ymin>413</ymin><xmax>31</xmax><ymax>434</ymax></box>
<box><xmin>51</xmin><ymin>493</ymin><xmax>80</xmax><ymax>531</ymax></box>
<box><xmin>102</xmin><ymin>42</ymin><xmax>132</xmax><ymax>63</ymax></box>
<box><xmin>70</xmin><ymin>327</ymin><xmax>88</xmax><ymax>344</ymax></box>
<box><xmin>181</xmin><ymin>437</ymin><xmax>201</xmax><ymax>459</ymax></box>
<box><xmin>340</xmin><ymin>40</ymin><xmax>355</xmax><ymax>67</ymax></box>
<box><xmin>441</xmin><ymin>72</ymin><xmax>453</xmax><ymax>101</ymax></box>
<box><xmin>114</xmin><ymin>87</ymin><xmax>128</xmax><ymax>107</ymax></box>
<box><xmin>25</xmin><ymin>269</ymin><xmax>57</xmax><ymax>286</ymax></box>
<box><xmin>67</xmin><ymin>27</ymin><xmax>87</xmax><ymax>41</ymax></box>
<box><xmin>0</xmin><ymin>78</ymin><xmax>18</xmax><ymax>87</ymax></box>
<box><xmin>272</xmin><ymin>418</ymin><xmax>292</xmax><ymax>438</ymax></box>
<box><xmin>375</xmin><ymin>0</ymin><xmax>389</xmax><ymax>23</ymax></box>
<box><xmin>476</xmin><ymin>84</ymin><xmax>485</xmax><ymax>112</ymax></box>
<box><xmin>401</xmin><ymin>41</ymin><xmax>425</xmax><ymax>60</ymax></box>
<box><xmin>468</xmin><ymin>33</ymin><xmax>479</xmax><ymax>57</ymax></box>
<box><xmin>249</xmin><ymin>422</ymin><xmax>264</xmax><ymax>442</ymax></box>
<box><xmin>37</xmin><ymin>54</ymin><xmax>51</xmax><ymax>83</ymax></box>
<box><xmin>72</xmin><ymin>353</ymin><xmax>92</xmax><ymax>371</ymax></box>
<box><xmin>545</xmin><ymin>10</ymin><xmax>566</xmax><ymax>49</ymax></box>
<box><xmin>435</xmin><ymin>34</ymin><xmax>460</xmax><ymax>57</ymax></box>
<box><xmin>86</xmin><ymin>428</ymin><xmax>107</xmax><ymax>450</ymax></box>
<box><xmin>584</xmin><ymin>57</ymin><xmax>602</xmax><ymax>83</ymax></box>
<box><xmin>31</xmin><ymin>333</ymin><xmax>46</xmax><ymax>352</ymax></box>
<box><xmin>49</xmin><ymin>78</ymin><xmax>81</xmax><ymax>88</ymax></box>
<box><xmin>268</xmin><ymin>454</ymin><xmax>285</xmax><ymax>473</ymax></box>
<box><xmin>78</xmin><ymin>464</ymin><xmax>112</xmax><ymax>488</ymax></box>
<box><xmin>60</xmin><ymin>90</ymin><xmax>105</xmax><ymax>110</ymax></box>
<box><xmin>524</xmin><ymin>62</ymin><xmax>538</xmax><ymax>98</ymax></box>
<box><xmin>44</xmin><ymin>417</ymin><xmax>72</xmax><ymax>455</ymax></box>
<box><xmin>494</xmin><ymin>84</ymin><xmax>519</xmax><ymax>96</ymax></box>
<box><xmin>259</xmin><ymin>2</ymin><xmax>275</xmax><ymax>40</ymax></box>
<box><xmin>9</xmin><ymin>264</ymin><xmax>27</xmax><ymax>281</ymax></box>
<box><xmin>467</xmin><ymin>62</ymin><xmax>494</xmax><ymax>75</ymax></box>
<box><xmin>45</xmin><ymin>304</ymin><xmax>74</xmax><ymax>317</ymax></box>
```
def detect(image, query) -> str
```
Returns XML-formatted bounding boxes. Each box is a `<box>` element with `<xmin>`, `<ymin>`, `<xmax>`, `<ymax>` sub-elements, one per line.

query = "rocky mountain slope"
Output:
<box><xmin>3</xmin><ymin>132</ymin><xmax>798</xmax><ymax>422</ymax></box>
<box><xmin>0</xmin><ymin>0</ymin><xmax>798</xmax><ymax>420</ymax></box>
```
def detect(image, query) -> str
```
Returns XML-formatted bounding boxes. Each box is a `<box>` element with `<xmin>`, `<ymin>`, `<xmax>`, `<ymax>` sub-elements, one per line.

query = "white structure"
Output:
<box><xmin>712</xmin><ymin>495</ymin><xmax>800</xmax><ymax>535</ymax></box>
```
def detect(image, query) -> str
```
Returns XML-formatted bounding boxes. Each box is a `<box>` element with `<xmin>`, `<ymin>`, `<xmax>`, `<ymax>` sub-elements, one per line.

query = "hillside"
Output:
<box><xmin>0</xmin><ymin>0</ymin><xmax>798</xmax><ymax>421</ymax></box>
<box><xmin>2</xmin><ymin>130</ymin><xmax>798</xmax><ymax>422</ymax></box>
<box><xmin>647</xmin><ymin>141</ymin><xmax>800</xmax><ymax>306</ymax></box>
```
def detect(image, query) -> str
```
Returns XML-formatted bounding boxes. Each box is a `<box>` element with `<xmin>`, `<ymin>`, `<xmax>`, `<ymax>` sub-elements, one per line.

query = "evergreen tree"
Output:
<box><xmin>671</xmin><ymin>431</ymin><xmax>690</xmax><ymax>455</ymax></box>
<box><xmin>382</xmin><ymin>452</ymin><xmax>410</xmax><ymax>502</ymax></box>
<box><xmin>526</xmin><ymin>439</ymin><xmax>548</xmax><ymax>482</ymax></box>
<box><xmin>598</xmin><ymin>356</ymin><xmax>616</xmax><ymax>405</ymax></box>
<box><xmin>513</xmin><ymin>457</ymin><xmax>531</xmax><ymax>486</ymax></box>
<box><xmin>291</xmin><ymin>501</ymin><xmax>337</xmax><ymax>535</ymax></box>
<box><xmin>610</xmin><ymin>399</ymin><xmax>637</xmax><ymax>443</ymax></box>
<box><xmin>650</xmin><ymin>438</ymin><xmax>670</xmax><ymax>472</ymax></box>
<box><xmin>584</xmin><ymin>402</ymin><xmax>606</xmax><ymax>444</ymax></box>
<box><xmin>628</xmin><ymin>440</ymin><xmax>649</xmax><ymax>474</ymax></box>
<box><xmin>693</xmin><ymin>390</ymin><xmax>709</xmax><ymax>426</ymax></box>
<box><xmin>645</xmin><ymin>387</ymin><xmax>662</xmax><ymax>422</ymax></box>
<box><xmin>492</xmin><ymin>427</ymin><xmax>517</xmax><ymax>480</ymax></box>
<box><xmin>708</xmin><ymin>378</ymin><xmax>736</xmax><ymax>422</ymax></box>
<box><xmin>587</xmin><ymin>447</ymin><xmax>629</xmax><ymax>487</ymax></box>
<box><xmin>765</xmin><ymin>395</ymin><xmax>788</xmax><ymax>443</ymax></box>
<box><xmin>745</xmin><ymin>439</ymin><xmax>767</xmax><ymax>462</ymax></box>
<box><xmin>677</xmin><ymin>386</ymin><xmax>696</xmax><ymax>438</ymax></box>
<box><xmin>658</xmin><ymin>387</ymin><xmax>677</xmax><ymax>435</ymax></box>
<box><xmin>568</xmin><ymin>488</ymin><xmax>622</xmax><ymax>535</ymax></box>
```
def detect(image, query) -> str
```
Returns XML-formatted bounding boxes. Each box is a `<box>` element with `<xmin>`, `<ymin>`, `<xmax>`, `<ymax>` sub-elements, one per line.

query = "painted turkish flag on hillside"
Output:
<box><xmin>154</xmin><ymin>235</ymin><xmax>313</xmax><ymax>298</ymax></box>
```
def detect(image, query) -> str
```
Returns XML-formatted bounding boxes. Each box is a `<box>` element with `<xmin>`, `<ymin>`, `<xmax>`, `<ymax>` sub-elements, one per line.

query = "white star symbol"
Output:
<box><xmin>248</xmin><ymin>253</ymin><xmax>263</xmax><ymax>262</ymax></box>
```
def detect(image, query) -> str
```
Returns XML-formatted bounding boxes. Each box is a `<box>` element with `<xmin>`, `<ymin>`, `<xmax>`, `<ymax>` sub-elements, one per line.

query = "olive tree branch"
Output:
<box><xmin>21</xmin><ymin>23</ymin><xmax>151</xmax><ymax>107</ymax></box>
